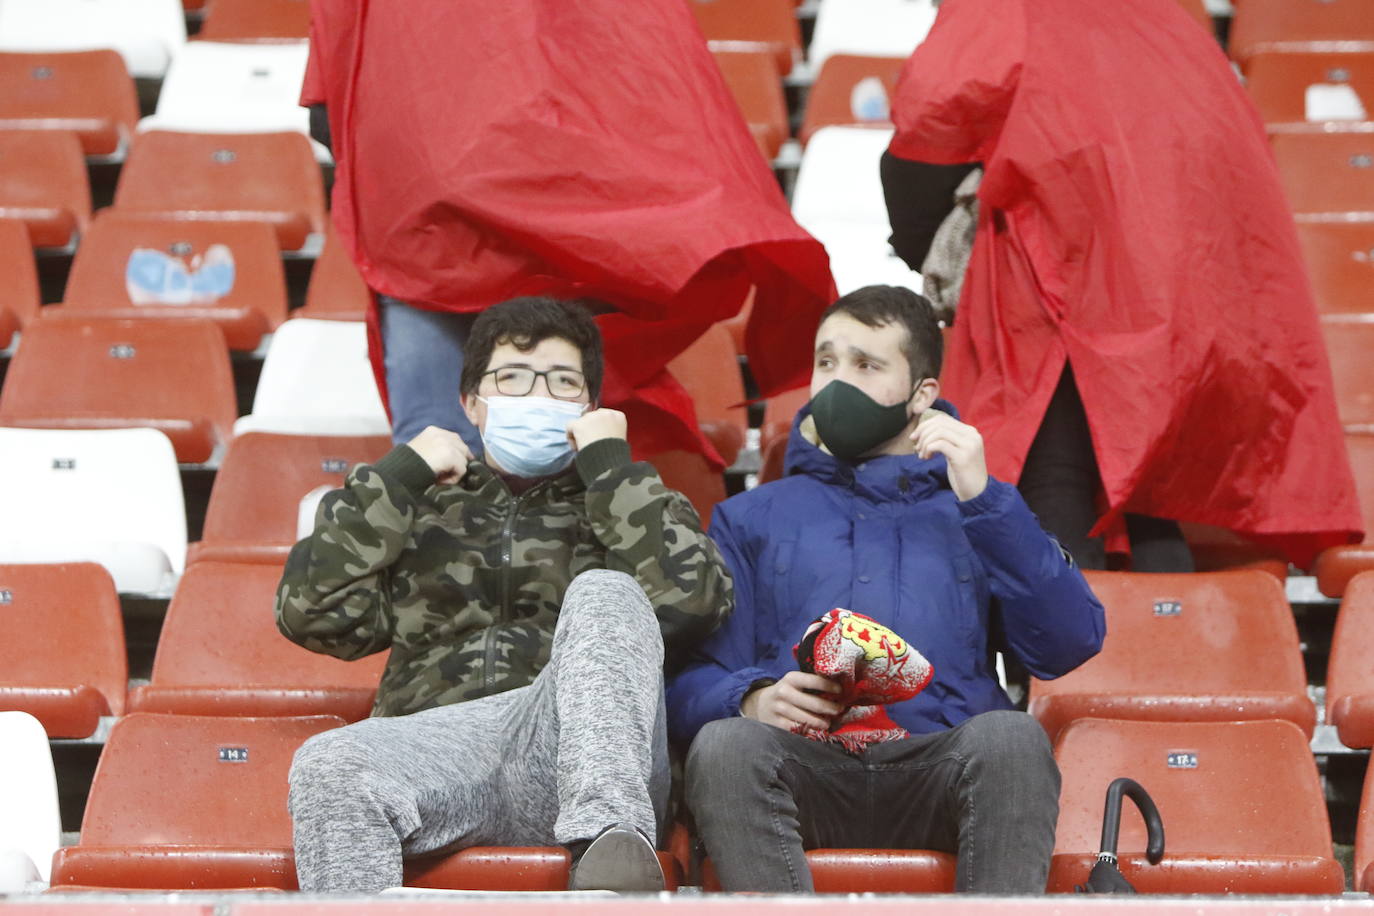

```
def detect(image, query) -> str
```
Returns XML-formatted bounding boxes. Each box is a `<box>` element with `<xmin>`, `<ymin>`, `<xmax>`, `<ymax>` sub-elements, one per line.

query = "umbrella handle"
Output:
<box><xmin>1099</xmin><ymin>777</ymin><xmax>1165</xmax><ymax>865</ymax></box>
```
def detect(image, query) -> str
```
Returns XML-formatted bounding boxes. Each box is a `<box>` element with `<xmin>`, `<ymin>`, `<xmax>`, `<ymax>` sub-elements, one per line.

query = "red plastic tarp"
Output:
<box><xmin>888</xmin><ymin>0</ymin><xmax>1361</xmax><ymax>567</ymax></box>
<box><xmin>304</xmin><ymin>0</ymin><xmax>836</xmax><ymax>464</ymax></box>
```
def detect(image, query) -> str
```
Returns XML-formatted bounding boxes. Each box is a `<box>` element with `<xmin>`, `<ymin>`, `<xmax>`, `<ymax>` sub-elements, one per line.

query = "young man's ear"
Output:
<box><xmin>461</xmin><ymin>391</ymin><xmax>482</xmax><ymax>428</ymax></box>
<box><xmin>909</xmin><ymin>377</ymin><xmax>940</xmax><ymax>415</ymax></box>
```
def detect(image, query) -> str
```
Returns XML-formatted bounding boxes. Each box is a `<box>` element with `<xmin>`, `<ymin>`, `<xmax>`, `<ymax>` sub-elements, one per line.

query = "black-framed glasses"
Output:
<box><xmin>483</xmin><ymin>366</ymin><xmax>586</xmax><ymax>399</ymax></box>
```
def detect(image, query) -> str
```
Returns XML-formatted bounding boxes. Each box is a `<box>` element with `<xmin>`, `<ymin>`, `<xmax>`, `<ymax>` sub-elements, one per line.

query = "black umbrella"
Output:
<box><xmin>1074</xmin><ymin>776</ymin><xmax>1165</xmax><ymax>893</ymax></box>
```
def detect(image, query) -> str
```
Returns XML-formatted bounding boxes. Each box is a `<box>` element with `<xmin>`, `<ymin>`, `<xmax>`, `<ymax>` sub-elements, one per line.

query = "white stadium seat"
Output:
<box><xmin>0</xmin><ymin>0</ymin><xmax>186</xmax><ymax>79</ymax></box>
<box><xmin>235</xmin><ymin>318</ymin><xmax>391</xmax><ymax>437</ymax></box>
<box><xmin>0</xmin><ymin>427</ymin><xmax>187</xmax><ymax>594</ymax></box>
<box><xmin>0</xmin><ymin>712</ymin><xmax>62</xmax><ymax>891</ymax></box>
<box><xmin>808</xmin><ymin>0</ymin><xmax>937</xmax><ymax>72</ymax></box>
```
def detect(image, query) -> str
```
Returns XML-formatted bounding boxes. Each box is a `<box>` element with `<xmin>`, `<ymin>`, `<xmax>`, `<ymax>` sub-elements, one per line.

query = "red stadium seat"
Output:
<box><xmin>0</xmin><ymin>50</ymin><xmax>139</xmax><ymax>157</ymax></box>
<box><xmin>700</xmin><ymin>850</ymin><xmax>955</xmax><ymax>893</ymax></box>
<box><xmin>405</xmin><ymin>848</ymin><xmax>682</xmax><ymax>891</ymax></box>
<box><xmin>759</xmin><ymin>386</ymin><xmax>810</xmax><ymax>484</ymax></box>
<box><xmin>1321</xmin><ymin>320</ymin><xmax>1374</xmax><ymax>430</ymax></box>
<box><xmin>112</xmin><ymin>130</ymin><xmax>326</xmax><ymax>251</ymax></box>
<box><xmin>1230</xmin><ymin>0</ymin><xmax>1374</xmax><ymax>70</ymax></box>
<box><xmin>189</xmin><ymin>432</ymin><xmax>391</xmax><ymax>566</ymax></box>
<box><xmin>0</xmin><ymin>316</ymin><xmax>237</xmax><ymax>463</ymax></box>
<box><xmin>1028</xmin><ymin>571</ymin><xmax>1314</xmax><ymax>743</ymax></box>
<box><xmin>1297</xmin><ymin>222</ymin><xmax>1374</xmax><ymax>318</ymax></box>
<box><xmin>667</xmin><ymin>323</ymin><xmax>747</xmax><ymax>467</ymax></box>
<box><xmin>0</xmin><ymin>217</ymin><xmax>38</xmax><ymax>348</ymax></box>
<box><xmin>0</xmin><ymin>563</ymin><xmax>126</xmax><ymax>738</ymax></box>
<box><xmin>1326</xmin><ymin>571</ymin><xmax>1374</xmax><ymax>748</ymax></box>
<box><xmin>800</xmin><ymin>54</ymin><xmax>905</xmax><ymax>146</ymax></box>
<box><xmin>49</xmin><ymin>713</ymin><xmax>343</xmax><ymax>890</ymax></box>
<box><xmin>62</xmin><ymin>212</ymin><xmax>287</xmax><ymax>350</ymax></box>
<box><xmin>1048</xmin><ymin>718</ymin><xmax>1344</xmax><ymax>894</ymax></box>
<box><xmin>1356</xmin><ymin>756</ymin><xmax>1374</xmax><ymax>891</ymax></box>
<box><xmin>129</xmin><ymin>561</ymin><xmax>387</xmax><ymax>721</ymax></box>
<box><xmin>298</xmin><ymin>226</ymin><xmax>370</xmax><ymax>321</ymax></box>
<box><xmin>1271</xmin><ymin>129</ymin><xmax>1374</xmax><ymax>221</ymax></box>
<box><xmin>1314</xmin><ymin>434</ymin><xmax>1374</xmax><ymax>596</ymax></box>
<box><xmin>1246</xmin><ymin>51</ymin><xmax>1374</xmax><ymax>129</ymax></box>
<box><xmin>688</xmin><ymin>0</ymin><xmax>801</xmax><ymax>76</ymax></box>
<box><xmin>647</xmin><ymin>450</ymin><xmax>727</xmax><ymax>529</ymax></box>
<box><xmin>198</xmin><ymin>0</ymin><xmax>310</xmax><ymax>42</ymax></box>
<box><xmin>0</xmin><ymin>129</ymin><xmax>89</xmax><ymax>248</ymax></box>
<box><xmin>713</xmin><ymin>50</ymin><xmax>788</xmax><ymax>160</ymax></box>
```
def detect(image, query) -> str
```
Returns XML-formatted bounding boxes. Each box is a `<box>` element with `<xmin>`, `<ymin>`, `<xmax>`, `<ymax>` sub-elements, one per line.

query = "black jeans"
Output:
<box><xmin>685</xmin><ymin>711</ymin><xmax>1060</xmax><ymax>893</ymax></box>
<box><xmin>1018</xmin><ymin>366</ymin><xmax>1194</xmax><ymax>572</ymax></box>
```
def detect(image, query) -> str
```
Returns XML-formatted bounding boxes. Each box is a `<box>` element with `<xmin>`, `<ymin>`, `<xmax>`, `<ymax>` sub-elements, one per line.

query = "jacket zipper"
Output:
<box><xmin>483</xmin><ymin>491</ymin><xmax>526</xmax><ymax>691</ymax></box>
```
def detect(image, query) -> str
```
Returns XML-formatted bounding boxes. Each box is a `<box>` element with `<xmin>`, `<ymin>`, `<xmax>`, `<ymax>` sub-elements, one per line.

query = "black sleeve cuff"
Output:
<box><xmin>575</xmin><ymin>438</ymin><xmax>633</xmax><ymax>485</ymax></box>
<box><xmin>372</xmin><ymin>445</ymin><xmax>437</xmax><ymax>498</ymax></box>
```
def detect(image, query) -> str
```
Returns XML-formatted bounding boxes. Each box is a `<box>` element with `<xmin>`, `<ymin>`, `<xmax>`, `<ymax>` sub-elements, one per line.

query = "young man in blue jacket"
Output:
<box><xmin>667</xmin><ymin>285</ymin><xmax>1105</xmax><ymax>893</ymax></box>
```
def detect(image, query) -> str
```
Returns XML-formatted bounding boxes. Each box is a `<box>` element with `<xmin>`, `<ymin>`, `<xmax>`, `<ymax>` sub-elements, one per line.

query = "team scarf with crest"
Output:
<box><xmin>792</xmin><ymin>608</ymin><xmax>934</xmax><ymax>754</ymax></box>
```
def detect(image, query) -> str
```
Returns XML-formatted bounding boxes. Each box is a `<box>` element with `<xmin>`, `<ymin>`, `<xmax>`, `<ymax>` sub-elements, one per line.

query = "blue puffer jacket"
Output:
<box><xmin>666</xmin><ymin>401</ymin><xmax>1105</xmax><ymax>745</ymax></box>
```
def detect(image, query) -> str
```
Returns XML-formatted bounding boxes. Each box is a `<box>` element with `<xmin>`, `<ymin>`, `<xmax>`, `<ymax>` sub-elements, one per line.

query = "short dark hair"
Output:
<box><xmin>460</xmin><ymin>296</ymin><xmax>605</xmax><ymax>401</ymax></box>
<box><xmin>819</xmin><ymin>285</ymin><xmax>943</xmax><ymax>382</ymax></box>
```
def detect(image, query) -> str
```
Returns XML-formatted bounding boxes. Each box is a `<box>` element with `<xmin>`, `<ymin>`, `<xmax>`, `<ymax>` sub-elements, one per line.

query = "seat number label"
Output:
<box><xmin>1153</xmin><ymin>600</ymin><xmax>1182</xmax><ymax>617</ymax></box>
<box><xmin>321</xmin><ymin>459</ymin><xmax>350</xmax><ymax>473</ymax></box>
<box><xmin>218</xmin><ymin>747</ymin><xmax>249</xmax><ymax>763</ymax></box>
<box><xmin>0</xmin><ymin>590</ymin><xmax>11</xmax><ymax>605</ymax></box>
<box><xmin>1167</xmin><ymin>752</ymin><xmax>1198</xmax><ymax>769</ymax></box>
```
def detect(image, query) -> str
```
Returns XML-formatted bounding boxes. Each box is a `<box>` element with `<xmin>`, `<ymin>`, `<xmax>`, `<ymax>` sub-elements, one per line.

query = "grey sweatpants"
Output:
<box><xmin>287</xmin><ymin>569</ymin><xmax>671</xmax><ymax>893</ymax></box>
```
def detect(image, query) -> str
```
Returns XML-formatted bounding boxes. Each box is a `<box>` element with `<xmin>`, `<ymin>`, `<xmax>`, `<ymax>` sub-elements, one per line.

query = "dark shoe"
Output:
<box><xmin>566</xmin><ymin>823</ymin><xmax>665</xmax><ymax>892</ymax></box>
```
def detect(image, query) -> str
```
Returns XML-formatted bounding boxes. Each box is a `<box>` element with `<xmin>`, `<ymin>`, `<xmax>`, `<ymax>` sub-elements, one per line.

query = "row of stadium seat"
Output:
<box><xmin>10</xmin><ymin>558</ymin><xmax>1374</xmax><ymax>747</ymax></box>
<box><xmin>0</xmin><ymin>707</ymin><xmax>1360</xmax><ymax>893</ymax></box>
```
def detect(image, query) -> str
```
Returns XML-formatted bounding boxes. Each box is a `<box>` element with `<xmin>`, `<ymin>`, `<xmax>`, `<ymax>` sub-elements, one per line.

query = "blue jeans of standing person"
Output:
<box><xmin>378</xmin><ymin>295</ymin><xmax>484</xmax><ymax>454</ymax></box>
<box><xmin>685</xmin><ymin>710</ymin><xmax>1060</xmax><ymax>893</ymax></box>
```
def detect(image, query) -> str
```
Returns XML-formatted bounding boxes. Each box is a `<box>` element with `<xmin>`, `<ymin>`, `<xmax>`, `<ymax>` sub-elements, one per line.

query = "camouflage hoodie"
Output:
<box><xmin>276</xmin><ymin>438</ymin><xmax>734</xmax><ymax>717</ymax></box>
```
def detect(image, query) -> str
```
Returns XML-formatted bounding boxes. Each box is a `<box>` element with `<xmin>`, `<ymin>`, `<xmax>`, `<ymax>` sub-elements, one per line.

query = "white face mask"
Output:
<box><xmin>478</xmin><ymin>395</ymin><xmax>586</xmax><ymax>477</ymax></box>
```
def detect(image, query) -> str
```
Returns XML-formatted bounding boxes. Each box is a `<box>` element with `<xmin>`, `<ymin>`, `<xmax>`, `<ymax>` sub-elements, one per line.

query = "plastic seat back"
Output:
<box><xmin>1271</xmin><ymin>130</ymin><xmax>1374</xmax><ymax>219</ymax></box>
<box><xmin>1246</xmin><ymin>51</ymin><xmax>1374</xmax><ymax>128</ymax></box>
<box><xmin>50</xmin><ymin>713</ymin><xmax>344</xmax><ymax>890</ymax></box>
<box><xmin>130</xmin><ymin>561</ymin><xmax>387</xmax><ymax>721</ymax></box>
<box><xmin>0</xmin><ymin>428</ymin><xmax>186</xmax><ymax>593</ymax></box>
<box><xmin>113</xmin><ymin>130</ymin><xmax>325</xmax><ymax>250</ymax></box>
<box><xmin>235</xmin><ymin>318</ymin><xmax>389</xmax><ymax>437</ymax></box>
<box><xmin>712</xmin><ymin>50</ymin><xmax>788</xmax><ymax>160</ymax></box>
<box><xmin>1327</xmin><ymin>571</ymin><xmax>1374</xmax><ymax>747</ymax></box>
<box><xmin>808</xmin><ymin>0</ymin><xmax>937</xmax><ymax>73</ymax></box>
<box><xmin>0</xmin><ymin>50</ymin><xmax>139</xmax><ymax>156</ymax></box>
<box><xmin>666</xmin><ymin>324</ymin><xmax>747</xmax><ymax>466</ymax></box>
<box><xmin>141</xmin><ymin>42</ymin><xmax>310</xmax><ymax>138</ymax></box>
<box><xmin>192</xmin><ymin>432</ymin><xmax>391</xmax><ymax>565</ymax></box>
<box><xmin>800</xmin><ymin>54</ymin><xmax>905</xmax><ymax>146</ymax></box>
<box><xmin>1356</xmin><ymin>756</ymin><xmax>1374</xmax><ymax>891</ymax></box>
<box><xmin>63</xmin><ymin>211</ymin><xmax>287</xmax><ymax>350</ymax></box>
<box><xmin>0</xmin><ymin>712</ymin><xmax>60</xmax><ymax>887</ymax></box>
<box><xmin>0</xmin><ymin>0</ymin><xmax>187</xmax><ymax>79</ymax></box>
<box><xmin>0</xmin><ymin>218</ymin><xmax>38</xmax><ymax>348</ymax></box>
<box><xmin>1298</xmin><ymin>223</ymin><xmax>1374</xmax><ymax>318</ymax></box>
<box><xmin>0</xmin><ymin>316</ymin><xmax>237</xmax><ymax>463</ymax></box>
<box><xmin>199</xmin><ymin>0</ymin><xmax>310</xmax><ymax>42</ymax></box>
<box><xmin>0</xmin><ymin>129</ymin><xmax>90</xmax><ymax>247</ymax></box>
<box><xmin>1230</xmin><ymin>0</ymin><xmax>1374</xmax><ymax>69</ymax></box>
<box><xmin>688</xmin><ymin>0</ymin><xmax>800</xmax><ymax>76</ymax></box>
<box><xmin>1028</xmin><ymin>570</ymin><xmax>1314</xmax><ymax>743</ymax></box>
<box><xmin>1323</xmin><ymin>320</ymin><xmax>1374</xmax><ymax>430</ymax></box>
<box><xmin>1314</xmin><ymin>433</ymin><xmax>1374</xmax><ymax>597</ymax></box>
<box><xmin>299</xmin><ymin>225</ymin><xmax>370</xmax><ymax>321</ymax></box>
<box><xmin>792</xmin><ymin>126</ymin><xmax>895</xmax><ymax>226</ymax></box>
<box><xmin>1050</xmin><ymin>718</ymin><xmax>1344</xmax><ymax>894</ymax></box>
<box><xmin>0</xmin><ymin>563</ymin><xmax>126</xmax><ymax>738</ymax></box>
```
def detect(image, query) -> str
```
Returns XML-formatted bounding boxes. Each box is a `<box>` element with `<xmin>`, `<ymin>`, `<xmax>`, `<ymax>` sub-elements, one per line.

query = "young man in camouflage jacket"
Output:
<box><xmin>278</xmin><ymin>297</ymin><xmax>733</xmax><ymax>893</ymax></box>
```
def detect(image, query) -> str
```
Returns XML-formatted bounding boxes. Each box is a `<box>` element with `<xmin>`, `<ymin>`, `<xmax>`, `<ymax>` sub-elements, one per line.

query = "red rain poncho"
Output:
<box><xmin>888</xmin><ymin>0</ymin><xmax>1360</xmax><ymax>566</ymax></box>
<box><xmin>303</xmin><ymin>0</ymin><xmax>836</xmax><ymax>464</ymax></box>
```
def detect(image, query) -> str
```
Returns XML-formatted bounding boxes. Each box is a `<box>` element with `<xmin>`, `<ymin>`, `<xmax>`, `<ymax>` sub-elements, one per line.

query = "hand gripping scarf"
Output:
<box><xmin>793</xmin><ymin>608</ymin><xmax>934</xmax><ymax>754</ymax></box>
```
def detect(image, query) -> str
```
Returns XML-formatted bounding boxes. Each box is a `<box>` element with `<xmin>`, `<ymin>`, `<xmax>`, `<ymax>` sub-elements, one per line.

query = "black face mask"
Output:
<box><xmin>809</xmin><ymin>380</ymin><xmax>912</xmax><ymax>461</ymax></box>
